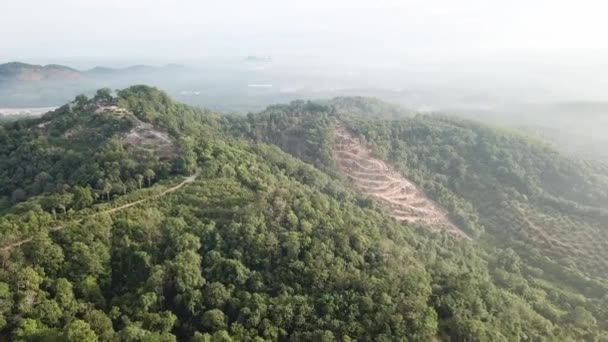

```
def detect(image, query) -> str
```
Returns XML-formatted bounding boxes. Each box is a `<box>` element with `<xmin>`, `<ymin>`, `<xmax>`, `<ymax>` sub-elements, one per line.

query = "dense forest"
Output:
<box><xmin>0</xmin><ymin>87</ymin><xmax>607</xmax><ymax>341</ymax></box>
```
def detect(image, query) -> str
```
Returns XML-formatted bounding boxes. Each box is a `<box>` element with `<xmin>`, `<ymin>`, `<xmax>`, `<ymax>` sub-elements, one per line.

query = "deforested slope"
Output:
<box><xmin>334</xmin><ymin>123</ymin><xmax>466</xmax><ymax>238</ymax></box>
<box><xmin>343</xmin><ymin>115</ymin><xmax>608</xmax><ymax>282</ymax></box>
<box><xmin>231</xmin><ymin>97</ymin><xmax>608</xmax><ymax>339</ymax></box>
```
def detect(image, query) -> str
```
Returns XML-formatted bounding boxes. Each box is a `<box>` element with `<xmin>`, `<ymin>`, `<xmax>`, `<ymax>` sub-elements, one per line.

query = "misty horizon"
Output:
<box><xmin>3</xmin><ymin>0</ymin><xmax>608</xmax><ymax>163</ymax></box>
<box><xmin>5</xmin><ymin>0</ymin><xmax>608</xmax><ymax>106</ymax></box>
<box><xmin>4</xmin><ymin>0</ymin><xmax>608</xmax><ymax>64</ymax></box>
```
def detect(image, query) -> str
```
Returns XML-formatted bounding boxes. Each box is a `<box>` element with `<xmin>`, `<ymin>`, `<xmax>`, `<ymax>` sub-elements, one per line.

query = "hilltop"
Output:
<box><xmin>0</xmin><ymin>86</ymin><xmax>219</xmax><ymax>211</ymax></box>
<box><xmin>0</xmin><ymin>88</ymin><xmax>607</xmax><ymax>340</ymax></box>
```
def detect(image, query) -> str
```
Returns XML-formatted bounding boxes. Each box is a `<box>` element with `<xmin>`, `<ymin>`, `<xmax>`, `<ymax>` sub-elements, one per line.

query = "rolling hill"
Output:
<box><xmin>0</xmin><ymin>62</ymin><xmax>190</xmax><ymax>84</ymax></box>
<box><xmin>0</xmin><ymin>62</ymin><xmax>83</xmax><ymax>83</ymax></box>
<box><xmin>0</xmin><ymin>87</ymin><xmax>607</xmax><ymax>341</ymax></box>
<box><xmin>0</xmin><ymin>62</ymin><xmax>195</xmax><ymax>108</ymax></box>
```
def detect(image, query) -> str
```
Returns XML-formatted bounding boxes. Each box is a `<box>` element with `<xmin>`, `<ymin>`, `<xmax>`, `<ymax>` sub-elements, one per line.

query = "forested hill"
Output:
<box><xmin>0</xmin><ymin>86</ymin><xmax>221</xmax><ymax>211</ymax></box>
<box><xmin>341</xmin><ymin>115</ymin><xmax>608</xmax><ymax>275</ymax></box>
<box><xmin>230</xmin><ymin>98</ymin><xmax>608</xmax><ymax>336</ymax></box>
<box><xmin>0</xmin><ymin>88</ymin><xmax>607</xmax><ymax>341</ymax></box>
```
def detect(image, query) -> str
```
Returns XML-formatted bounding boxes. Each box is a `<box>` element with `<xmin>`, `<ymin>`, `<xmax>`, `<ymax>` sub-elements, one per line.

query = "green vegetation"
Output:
<box><xmin>228</xmin><ymin>99</ymin><xmax>608</xmax><ymax>339</ymax></box>
<box><xmin>1</xmin><ymin>88</ymin><xmax>607</xmax><ymax>340</ymax></box>
<box><xmin>0</xmin><ymin>87</ymin><xmax>217</xmax><ymax>212</ymax></box>
<box><xmin>343</xmin><ymin>115</ymin><xmax>608</xmax><ymax>277</ymax></box>
<box><xmin>324</xmin><ymin>96</ymin><xmax>411</xmax><ymax>120</ymax></box>
<box><xmin>226</xmin><ymin>100</ymin><xmax>336</xmax><ymax>170</ymax></box>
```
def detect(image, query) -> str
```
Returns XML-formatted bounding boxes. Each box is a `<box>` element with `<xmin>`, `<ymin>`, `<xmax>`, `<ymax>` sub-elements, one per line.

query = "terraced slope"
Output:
<box><xmin>334</xmin><ymin>124</ymin><xmax>467</xmax><ymax>238</ymax></box>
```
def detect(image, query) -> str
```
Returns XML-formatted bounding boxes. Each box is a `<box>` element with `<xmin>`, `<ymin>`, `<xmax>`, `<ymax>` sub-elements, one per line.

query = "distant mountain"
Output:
<box><xmin>84</xmin><ymin>63</ymin><xmax>189</xmax><ymax>76</ymax></box>
<box><xmin>243</xmin><ymin>55</ymin><xmax>272</xmax><ymax>63</ymax></box>
<box><xmin>0</xmin><ymin>62</ymin><xmax>194</xmax><ymax>107</ymax></box>
<box><xmin>0</xmin><ymin>62</ymin><xmax>191</xmax><ymax>83</ymax></box>
<box><xmin>0</xmin><ymin>62</ymin><xmax>83</xmax><ymax>82</ymax></box>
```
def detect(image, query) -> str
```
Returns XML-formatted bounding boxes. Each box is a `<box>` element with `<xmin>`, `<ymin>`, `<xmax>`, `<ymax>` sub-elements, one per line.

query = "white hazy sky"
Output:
<box><xmin>2</xmin><ymin>0</ymin><xmax>608</xmax><ymax>66</ymax></box>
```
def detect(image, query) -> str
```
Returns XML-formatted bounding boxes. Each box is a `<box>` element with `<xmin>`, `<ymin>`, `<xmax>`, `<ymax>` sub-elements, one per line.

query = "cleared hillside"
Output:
<box><xmin>334</xmin><ymin>123</ymin><xmax>466</xmax><ymax>238</ymax></box>
<box><xmin>342</xmin><ymin>115</ymin><xmax>608</xmax><ymax>282</ymax></box>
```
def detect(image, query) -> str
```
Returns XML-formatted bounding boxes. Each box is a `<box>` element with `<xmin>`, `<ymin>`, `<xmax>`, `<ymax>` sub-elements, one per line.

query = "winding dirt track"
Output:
<box><xmin>0</xmin><ymin>173</ymin><xmax>198</xmax><ymax>253</ymax></box>
<box><xmin>334</xmin><ymin>124</ymin><xmax>468</xmax><ymax>239</ymax></box>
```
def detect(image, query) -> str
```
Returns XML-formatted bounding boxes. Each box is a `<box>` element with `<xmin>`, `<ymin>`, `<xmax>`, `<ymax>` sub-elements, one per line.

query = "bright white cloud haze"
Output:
<box><xmin>2</xmin><ymin>0</ymin><xmax>608</xmax><ymax>65</ymax></box>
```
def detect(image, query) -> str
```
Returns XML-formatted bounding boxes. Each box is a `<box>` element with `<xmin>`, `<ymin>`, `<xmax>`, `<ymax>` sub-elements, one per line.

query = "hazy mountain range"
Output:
<box><xmin>0</xmin><ymin>61</ymin><xmax>190</xmax><ymax>83</ymax></box>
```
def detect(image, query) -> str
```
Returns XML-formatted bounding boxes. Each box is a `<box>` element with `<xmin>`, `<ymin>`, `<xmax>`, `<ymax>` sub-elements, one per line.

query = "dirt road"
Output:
<box><xmin>0</xmin><ymin>172</ymin><xmax>198</xmax><ymax>253</ymax></box>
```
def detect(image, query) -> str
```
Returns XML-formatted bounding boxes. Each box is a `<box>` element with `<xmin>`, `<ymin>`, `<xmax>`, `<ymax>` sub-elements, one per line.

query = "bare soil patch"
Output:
<box><xmin>334</xmin><ymin>123</ymin><xmax>468</xmax><ymax>238</ymax></box>
<box><xmin>122</xmin><ymin>118</ymin><xmax>177</xmax><ymax>160</ymax></box>
<box><xmin>93</xmin><ymin>106</ymin><xmax>177</xmax><ymax>160</ymax></box>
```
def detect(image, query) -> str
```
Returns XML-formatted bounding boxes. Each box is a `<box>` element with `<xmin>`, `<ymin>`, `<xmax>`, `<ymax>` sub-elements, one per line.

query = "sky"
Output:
<box><xmin>2</xmin><ymin>0</ymin><xmax>608</xmax><ymax>67</ymax></box>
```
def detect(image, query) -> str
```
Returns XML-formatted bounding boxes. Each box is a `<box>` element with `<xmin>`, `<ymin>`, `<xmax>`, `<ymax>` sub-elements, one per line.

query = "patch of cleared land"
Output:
<box><xmin>123</xmin><ymin>119</ymin><xmax>177</xmax><ymax>160</ymax></box>
<box><xmin>334</xmin><ymin>123</ymin><xmax>468</xmax><ymax>238</ymax></box>
<box><xmin>95</xmin><ymin>105</ymin><xmax>178</xmax><ymax>160</ymax></box>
